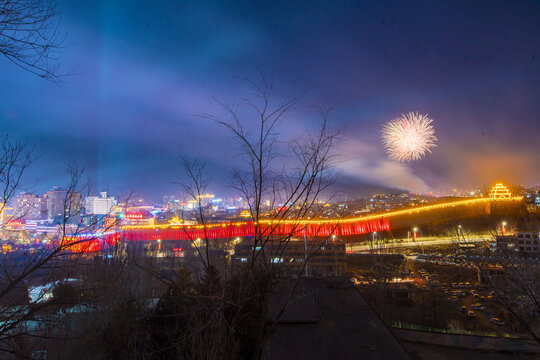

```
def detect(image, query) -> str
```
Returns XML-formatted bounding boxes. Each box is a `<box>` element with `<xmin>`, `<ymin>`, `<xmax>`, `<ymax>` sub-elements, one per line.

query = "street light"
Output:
<box><xmin>413</xmin><ymin>227</ymin><xmax>418</xmax><ymax>240</ymax></box>
<box><xmin>502</xmin><ymin>221</ymin><xmax>507</xmax><ymax>235</ymax></box>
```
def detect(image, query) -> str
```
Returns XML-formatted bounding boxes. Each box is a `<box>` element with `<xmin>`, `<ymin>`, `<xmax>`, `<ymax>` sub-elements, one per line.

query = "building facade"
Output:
<box><xmin>234</xmin><ymin>239</ymin><xmax>346</xmax><ymax>276</ymax></box>
<box><xmin>43</xmin><ymin>187</ymin><xmax>82</xmax><ymax>220</ymax></box>
<box><xmin>44</xmin><ymin>187</ymin><xmax>68</xmax><ymax>219</ymax></box>
<box><xmin>85</xmin><ymin>192</ymin><xmax>116</xmax><ymax>215</ymax></box>
<box><xmin>13</xmin><ymin>192</ymin><xmax>46</xmax><ymax>220</ymax></box>
<box><xmin>495</xmin><ymin>232</ymin><xmax>540</xmax><ymax>257</ymax></box>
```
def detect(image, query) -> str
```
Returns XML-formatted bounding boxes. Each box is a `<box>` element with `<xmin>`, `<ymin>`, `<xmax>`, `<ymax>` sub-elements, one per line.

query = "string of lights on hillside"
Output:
<box><xmin>122</xmin><ymin>194</ymin><xmax>523</xmax><ymax>230</ymax></box>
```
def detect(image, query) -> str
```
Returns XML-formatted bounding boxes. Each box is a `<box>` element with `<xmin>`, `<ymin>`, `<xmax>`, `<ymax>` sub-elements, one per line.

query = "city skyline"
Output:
<box><xmin>1</xmin><ymin>1</ymin><xmax>539</xmax><ymax>199</ymax></box>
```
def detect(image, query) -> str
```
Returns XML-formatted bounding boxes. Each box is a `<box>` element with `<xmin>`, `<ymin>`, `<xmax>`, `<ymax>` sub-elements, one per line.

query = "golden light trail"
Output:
<box><xmin>122</xmin><ymin>196</ymin><xmax>523</xmax><ymax>230</ymax></box>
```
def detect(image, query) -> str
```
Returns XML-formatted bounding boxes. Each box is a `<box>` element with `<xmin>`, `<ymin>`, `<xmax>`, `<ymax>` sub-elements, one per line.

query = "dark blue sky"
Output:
<box><xmin>1</xmin><ymin>0</ymin><xmax>539</xmax><ymax>200</ymax></box>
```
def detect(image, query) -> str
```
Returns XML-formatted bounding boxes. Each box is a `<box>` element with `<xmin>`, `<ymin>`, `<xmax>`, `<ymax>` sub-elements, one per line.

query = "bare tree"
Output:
<box><xmin>196</xmin><ymin>74</ymin><xmax>339</xmax><ymax>357</ymax></box>
<box><xmin>0</xmin><ymin>0</ymin><xmax>63</xmax><ymax>81</ymax></box>
<box><xmin>478</xmin><ymin>226</ymin><xmax>540</xmax><ymax>344</ymax></box>
<box><xmin>442</xmin><ymin>200</ymin><xmax>540</xmax><ymax>344</ymax></box>
<box><xmin>112</xmin><ymin>75</ymin><xmax>341</xmax><ymax>359</ymax></box>
<box><xmin>202</xmin><ymin>74</ymin><xmax>337</xmax><ymax>269</ymax></box>
<box><xmin>177</xmin><ymin>156</ymin><xmax>212</xmax><ymax>270</ymax></box>
<box><xmin>0</xmin><ymin>164</ymin><xmax>128</xmax><ymax>358</ymax></box>
<box><xmin>0</xmin><ymin>137</ymin><xmax>33</xmax><ymax>225</ymax></box>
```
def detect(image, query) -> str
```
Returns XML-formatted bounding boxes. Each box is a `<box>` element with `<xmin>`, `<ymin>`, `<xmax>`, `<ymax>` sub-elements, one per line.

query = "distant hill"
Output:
<box><xmin>329</xmin><ymin>175</ymin><xmax>406</xmax><ymax>202</ymax></box>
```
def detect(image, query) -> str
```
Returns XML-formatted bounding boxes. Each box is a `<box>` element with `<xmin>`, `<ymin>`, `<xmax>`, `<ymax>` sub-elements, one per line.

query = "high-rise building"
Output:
<box><xmin>44</xmin><ymin>187</ymin><xmax>67</xmax><ymax>219</ymax></box>
<box><xmin>43</xmin><ymin>187</ymin><xmax>82</xmax><ymax>220</ymax></box>
<box><xmin>85</xmin><ymin>192</ymin><xmax>116</xmax><ymax>215</ymax></box>
<box><xmin>12</xmin><ymin>192</ymin><xmax>46</xmax><ymax>220</ymax></box>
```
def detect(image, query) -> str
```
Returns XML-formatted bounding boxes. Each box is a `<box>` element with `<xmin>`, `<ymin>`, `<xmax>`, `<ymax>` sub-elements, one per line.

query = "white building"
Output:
<box><xmin>85</xmin><ymin>192</ymin><xmax>116</xmax><ymax>215</ymax></box>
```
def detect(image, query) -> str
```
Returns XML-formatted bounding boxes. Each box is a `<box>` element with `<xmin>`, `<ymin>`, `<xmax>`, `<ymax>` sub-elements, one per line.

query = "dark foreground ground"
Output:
<box><xmin>403</xmin><ymin>342</ymin><xmax>540</xmax><ymax>360</ymax></box>
<box><xmin>262</xmin><ymin>277</ymin><xmax>540</xmax><ymax>360</ymax></box>
<box><xmin>262</xmin><ymin>277</ymin><xmax>411</xmax><ymax>360</ymax></box>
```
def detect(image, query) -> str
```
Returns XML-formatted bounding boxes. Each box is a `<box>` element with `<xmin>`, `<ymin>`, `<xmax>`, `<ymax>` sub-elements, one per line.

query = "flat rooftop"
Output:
<box><xmin>263</xmin><ymin>277</ymin><xmax>411</xmax><ymax>360</ymax></box>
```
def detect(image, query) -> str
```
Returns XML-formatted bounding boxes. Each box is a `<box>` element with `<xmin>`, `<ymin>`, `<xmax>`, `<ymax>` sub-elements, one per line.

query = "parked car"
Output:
<box><xmin>472</xmin><ymin>303</ymin><xmax>486</xmax><ymax>310</ymax></box>
<box><xmin>490</xmin><ymin>317</ymin><xmax>504</xmax><ymax>326</ymax></box>
<box><xmin>461</xmin><ymin>306</ymin><xmax>467</xmax><ymax>313</ymax></box>
<box><xmin>468</xmin><ymin>311</ymin><xmax>476</xmax><ymax>318</ymax></box>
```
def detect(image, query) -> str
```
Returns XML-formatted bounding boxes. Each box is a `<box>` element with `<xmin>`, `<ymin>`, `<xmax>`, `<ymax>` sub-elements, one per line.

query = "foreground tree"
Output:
<box><xmin>445</xmin><ymin>200</ymin><xmax>540</xmax><ymax>343</ymax></box>
<box><xmin>479</xmin><ymin>216</ymin><xmax>540</xmax><ymax>344</ymax></box>
<box><xmin>0</xmin><ymin>164</ymin><xmax>130</xmax><ymax>358</ymax></box>
<box><xmin>0</xmin><ymin>0</ymin><xmax>62</xmax><ymax>81</ymax></box>
<box><xmin>0</xmin><ymin>137</ymin><xmax>32</xmax><ymax>222</ymax></box>
<box><xmin>158</xmin><ymin>74</ymin><xmax>340</xmax><ymax>358</ymax></box>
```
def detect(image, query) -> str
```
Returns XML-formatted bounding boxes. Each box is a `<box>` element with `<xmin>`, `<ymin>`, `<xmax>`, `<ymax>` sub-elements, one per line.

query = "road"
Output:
<box><xmin>347</xmin><ymin>235</ymin><xmax>491</xmax><ymax>253</ymax></box>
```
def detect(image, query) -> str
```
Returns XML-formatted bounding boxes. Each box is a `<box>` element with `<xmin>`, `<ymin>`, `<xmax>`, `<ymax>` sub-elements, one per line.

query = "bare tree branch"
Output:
<box><xmin>0</xmin><ymin>0</ymin><xmax>64</xmax><ymax>81</ymax></box>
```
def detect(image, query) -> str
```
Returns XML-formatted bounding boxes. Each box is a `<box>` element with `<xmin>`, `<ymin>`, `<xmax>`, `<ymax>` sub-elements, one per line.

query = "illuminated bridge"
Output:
<box><xmin>69</xmin><ymin>196</ymin><xmax>523</xmax><ymax>252</ymax></box>
<box><xmin>121</xmin><ymin>196</ymin><xmax>524</xmax><ymax>242</ymax></box>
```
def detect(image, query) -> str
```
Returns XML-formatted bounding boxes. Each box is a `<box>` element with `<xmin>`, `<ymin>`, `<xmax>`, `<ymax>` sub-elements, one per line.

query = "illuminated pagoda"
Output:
<box><xmin>489</xmin><ymin>183</ymin><xmax>512</xmax><ymax>199</ymax></box>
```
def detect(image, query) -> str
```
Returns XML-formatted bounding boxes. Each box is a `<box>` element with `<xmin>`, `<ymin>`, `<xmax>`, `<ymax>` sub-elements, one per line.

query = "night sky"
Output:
<box><xmin>1</xmin><ymin>0</ymin><xmax>539</xmax><ymax>200</ymax></box>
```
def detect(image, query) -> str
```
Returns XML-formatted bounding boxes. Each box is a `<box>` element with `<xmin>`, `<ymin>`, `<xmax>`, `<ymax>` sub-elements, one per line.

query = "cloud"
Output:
<box><xmin>335</xmin><ymin>139</ymin><xmax>431</xmax><ymax>193</ymax></box>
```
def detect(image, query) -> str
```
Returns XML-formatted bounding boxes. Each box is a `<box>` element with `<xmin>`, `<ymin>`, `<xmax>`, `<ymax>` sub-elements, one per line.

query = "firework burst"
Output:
<box><xmin>382</xmin><ymin>112</ymin><xmax>437</xmax><ymax>162</ymax></box>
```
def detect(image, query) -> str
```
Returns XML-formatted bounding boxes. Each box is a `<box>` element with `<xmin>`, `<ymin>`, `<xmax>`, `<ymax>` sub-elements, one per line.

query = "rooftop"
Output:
<box><xmin>263</xmin><ymin>277</ymin><xmax>411</xmax><ymax>360</ymax></box>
